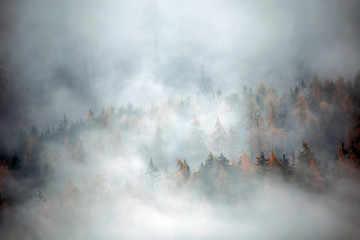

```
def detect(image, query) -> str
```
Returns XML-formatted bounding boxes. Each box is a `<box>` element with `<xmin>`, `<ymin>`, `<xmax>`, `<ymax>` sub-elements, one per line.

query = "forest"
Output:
<box><xmin>1</xmin><ymin>0</ymin><xmax>360</xmax><ymax>239</ymax></box>
<box><xmin>0</xmin><ymin>70</ymin><xmax>360</xmax><ymax>239</ymax></box>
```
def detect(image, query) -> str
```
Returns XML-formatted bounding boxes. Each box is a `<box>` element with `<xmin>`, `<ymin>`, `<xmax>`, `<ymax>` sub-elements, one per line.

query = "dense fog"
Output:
<box><xmin>0</xmin><ymin>0</ymin><xmax>360</xmax><ymax>239</ymax></box>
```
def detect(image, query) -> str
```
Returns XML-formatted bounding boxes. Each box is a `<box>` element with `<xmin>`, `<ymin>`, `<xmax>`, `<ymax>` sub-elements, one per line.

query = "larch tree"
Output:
<box><xmin>239</xmin><ymin>153</ymin><xmax>254</xmax><ymax>178</ymax></box>
<box><xmin>176</xmin><ymin>158</ymin><xmax>190</xmax><ymax>184</ymax></box>
<box><xmin>310</xmin><ymin>160</ymin><xmax>324</xmax><ymax>190</ymax></box>
<box><xmin>293</xmin><ymin>92</ymin><xmax>315</xmax><ymax>125</ymax></box>
<box><xmin>268</xmin><ymin>149</ymin><xmax>283</xmax><ymax>177</ymax></box>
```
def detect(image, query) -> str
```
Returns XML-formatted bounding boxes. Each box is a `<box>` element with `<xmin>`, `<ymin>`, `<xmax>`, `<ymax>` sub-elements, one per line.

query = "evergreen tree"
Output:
<box><xmin>198</xmin><ymin>66</ymin><xmax>213</xmax><ymax>97</ymax></box>
<box><xmin>248</xmin><ymin>111</ymin><xmax>269</xmax><ymax>159</ymax></box>
<box><xmin>152</xmin><ymin>125</ymin><xmax>167</xmax><ymax>168</ymax></box>
<box><xmin>86</xmin><ymin>109</ymin><xmax>94</xmax><ymax>124</ymax></box>
<box><xmin>280</xmin><ymin>154</ymin><xmax>293</xmax><ymax>176</ymax></box>
<box><xmin>228</xmin><ymin>125</ymin><xmax>240</xmax><ymax>161</ymax></box>
<box><xmin>210</xmin><ymin>117</ymin><xmax>228</xmax><ymax>155</ymax></box>
<box><xmin>188</xmin><ymin>116</ymin><xmax>208</xmax><ymax>162</ymax></box>
<box><xmin>144</xmin><ymin>158</ymin><xmax>161</xmax><ymax>188</ymax></box>
<box><xmin>255</xmin><ymin>152</ymin><xmax>269</xmax><ymax>177</ymax></box>
<box><xmin>176</xmin><ymin>158</ymin><xmax>190</xmax><ymax>184</ymax></box>
<box><xmin>256</xmin><ymin>152</ymin><xmax>269</xmax><ymax>167</ymax></box>
<box><xmin>218</xmin><ymin>153</ymin><xmax>230</xmax><ymax>168</ymax></box>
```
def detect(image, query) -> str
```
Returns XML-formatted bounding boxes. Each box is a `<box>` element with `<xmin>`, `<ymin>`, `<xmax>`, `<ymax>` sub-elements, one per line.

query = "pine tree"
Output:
<box><xmin>280</xmin><ymin>154</ymin><xmax>293</xmax><ymax>176</ymax></box>
<box><xmin>255</xmin><ymin>152</ymin><xmax>269</xmax><ymax>177</ymax></box>
<box><xmin>218</xmin><ymin>153</ymin><xmax>230</xmax><ymax>168</ymax></box>
<box><xmin>256</xmin><ymin>152</ymin><xmax>269</xmax><ymax>167</ymax></box>
<box><xmin>210</xmin><ymin>117</ymin><xmax>228</xmax><ymax>155</ymax></box>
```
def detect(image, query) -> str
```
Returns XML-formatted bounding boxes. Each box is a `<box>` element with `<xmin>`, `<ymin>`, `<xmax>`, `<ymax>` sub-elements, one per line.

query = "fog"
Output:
<box><xmin>1</xmin><ymin>0</ymin><xmax>360</xmax><ymax>136</ymax></box>
<box><xmin>0</xmin><ymin>0</ymin><xmax>360</xmax><ymax>239</ymax></box>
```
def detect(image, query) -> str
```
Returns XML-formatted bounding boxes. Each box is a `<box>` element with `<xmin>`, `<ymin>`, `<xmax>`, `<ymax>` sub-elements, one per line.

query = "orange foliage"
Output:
<box><xmin>239</xmin><ymin>153</ymin><xmax>254</xmax><ymax>177</ymax></box>
<box><xmin>310</xmin><ymin>160</ymin><xmax>323</xmax><ymax>190</ymax></box>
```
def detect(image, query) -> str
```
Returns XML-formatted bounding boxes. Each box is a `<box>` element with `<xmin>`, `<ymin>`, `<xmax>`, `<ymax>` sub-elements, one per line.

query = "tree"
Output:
<box><xmin>86</xmin><ymin>109</ymin><xmax>94</xmax><ymax>124</ymax></box>
<box><xmin>216</xmin><ymin>88</ymin><xmax>222</xmax><ymax>98</ymax></box>
<box><xmin>198</xmin><ymin>66</ymin><xmax>213</xmax><ymax>97</ymax></box>
<box><xmin>280</xmin><ymin>154</ymin><xmax>293</xmax><ymax>176</ymax></box>
<box><xmin>256</xmin><ymin>152</ymin><xmax>269</xmax><ymax>177</ymax></box>
<box><xmin>228</xmin><ymin>125</ymin><xmax>240</xmax><ymax>160</ymax></box>
<box><xmin>297</xmin><ymin>140</ymin><xmax>317</xmax><ymax>170</ymax></box>
<box><xmin>187</xmin><ymin>116</ymin><xmax>208</xmax><ymax>162</ymax></box>
<box><xmin>218</xmin><ymin>153</ymin><xmax>230</xmax><ymax>168</ymax></box>
<box><xmin>310</xmin><ymin>160</ymin><xmax>324</xmax><ymax>190</ymax></box>
<box><xmin>239</xmin><ymin>153</ymin><xmax>254</xmax><ymax>178</ymax></box>
<box><xmin>144</xmin><ymin>158</ymin><xmax>161</xmax><ymax>188</ymax></box>
<box><xmin>152</xmin><ymin>125</ymin><xmax>167</xmax><ymax>168</ymax></box>
<box><xmin>293</xmin><ymin>92</ymin><xmax>315</xmax><ymax>125</ymax></box>
<box><xmin>176</xmin><ymin>158</ymin><xmax>190</xmax><ymax>184</ymax></box>
<box><xmin>268</xmin><ymin>149</ymin><xmax>283</xmax><ymax>176</ymax></box>
<box><xmin>210</xmin><ymin>117</ymin><xmax>228</xmax><ymax>155</ymax></box>
<box><xmin>248</xmin><ymin>111</ymin><xmax>269</xmax><ymax>158</ymax></box>
<box><xmin>256</xmin><ymin>152</ymin><xmax>269</xmax><ymax>167</ymax></box>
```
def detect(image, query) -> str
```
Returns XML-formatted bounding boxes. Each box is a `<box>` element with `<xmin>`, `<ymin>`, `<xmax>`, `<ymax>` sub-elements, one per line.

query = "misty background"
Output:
<box><xmin>0</xmin><ymin>1</ymin><xmax>360</xmax><ymax>239</ymax></box>
<box><xmin>0</xmin><ymin>0</ymin><xmax>360</xmax><ymax>144</ymax></box>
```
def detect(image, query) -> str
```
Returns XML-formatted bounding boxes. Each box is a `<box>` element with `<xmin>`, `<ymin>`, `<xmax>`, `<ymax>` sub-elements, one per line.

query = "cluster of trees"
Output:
<box><xmin>243</xmin><ymin>73</ymin><xmax>360</xmax><ymax>163</ymax></box>
<box><xmin>142</xmin><ymin>139</ymin><xmax>338</xmax><ymax>204</ymax></box>
<box><xmin>1</xmin><ymin>70</ymin><xmax>360</xmax><ymax>218</ymax></box>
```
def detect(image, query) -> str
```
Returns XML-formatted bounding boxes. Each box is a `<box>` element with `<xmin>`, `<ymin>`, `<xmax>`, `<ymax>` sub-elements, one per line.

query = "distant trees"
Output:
<box><xmin>210</xmin><ymin>117</ymin><xmax>228</xmax><ymax>155</ymax></box>
<box><xmin>187</xmin><ymin>116</ymin><xmax>208</xmax><ymax>163</ymax></box>
<box><xmin>0</xmin><ymin>68</ymin><xmax>360</xmax><ymax>217</ymax></box>
<box><xmin>228</xmin><ymin>125</ymin><xmax>240</xmax><ymax>160</ymax></box>
<box><xmin>152</xmin><ymin>125</ymin><xmax>167</xmax><ymax>168</ymax></box>
<box><xmin>198</xmin><ymin>66</ymin><xmax>213</xmax><ymax>97</ymax></box>
<box><xmin>144</xmin><ymin>158</ymin><xmax>161</xmax><ymax>189</ymax></box>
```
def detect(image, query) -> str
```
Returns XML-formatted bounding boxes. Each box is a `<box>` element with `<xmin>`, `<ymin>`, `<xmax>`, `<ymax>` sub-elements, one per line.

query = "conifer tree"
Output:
<box><xmin>198</xmin><ymin>66</ymin><xmax>213</xmax><ymax>97</ymax></box>
<box><xmin>228</xmin><ymin>125</ymin><xmax>240</xmax><ymax>160</ymax></box>
<box><xmin>144</xmin><ymin>158</ymin><xmax>161</xmax><ymax>188</ymax></box>
<box><xmin>152</xmin><ymin>125</ymin><xmax>167</xmax><ymax>168</ymax></box>
<box><xmin>248</xmin><ymin>111</ymin><xmax>269</xmax><ymax>158</ymax></box>
<box><xmin>210</xmin><ymin>117</ymin><xmax>228</xmax><ymax>155</ymax></box>
<box><xmin>256</xmin><ymin>152</ymin><xmax>269</xmax><ymax>167</ymax></box>
<box><xmin>188</xmin><ymin>116</ymin><xmax>208</xmax><ymax>162</ymax></box>
<box><xmin>176</xmin><ymin>158</ymin><xmax>190</xmax><ymax>184</ymax></box>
